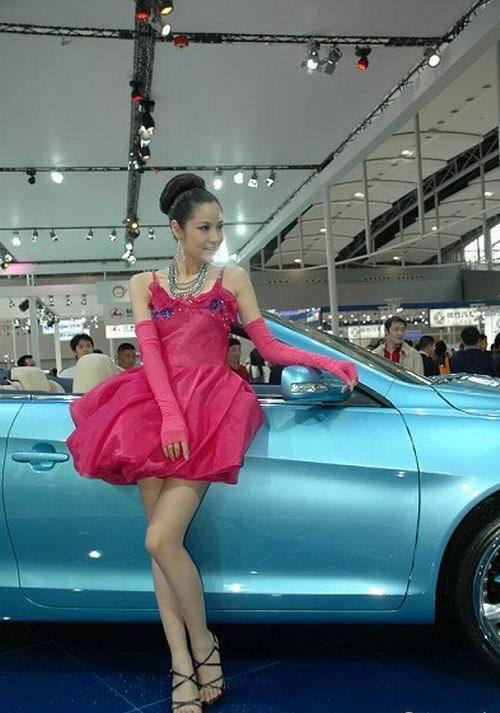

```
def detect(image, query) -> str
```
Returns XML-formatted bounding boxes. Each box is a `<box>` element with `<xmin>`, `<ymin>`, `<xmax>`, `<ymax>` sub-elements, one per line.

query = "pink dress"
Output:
<box><xmin>67</xmin><ymin>269</ymin><xmax>265</xmax><ymax>486</ymax></box>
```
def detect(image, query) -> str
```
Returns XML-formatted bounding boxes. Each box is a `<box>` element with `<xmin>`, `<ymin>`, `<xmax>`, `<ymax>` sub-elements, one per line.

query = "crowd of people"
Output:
<box><xmin>13</xmin><ymin>318</ymin><xmax>500</xmax><ymax>385</ymax></box>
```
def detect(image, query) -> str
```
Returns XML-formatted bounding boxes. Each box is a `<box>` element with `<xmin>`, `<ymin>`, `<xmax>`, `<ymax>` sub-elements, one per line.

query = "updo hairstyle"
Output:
<box><xmin>159</xmin><ymin>173</ymin><xmax>221</xmax><ymax>231</ymax></box>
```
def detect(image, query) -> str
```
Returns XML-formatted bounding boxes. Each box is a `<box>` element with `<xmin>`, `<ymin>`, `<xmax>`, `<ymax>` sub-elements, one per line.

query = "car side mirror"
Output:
<box><xmin>280</xmin><ymin>365</ymin><xmax>351</xmax><ymax>404</ymax></box>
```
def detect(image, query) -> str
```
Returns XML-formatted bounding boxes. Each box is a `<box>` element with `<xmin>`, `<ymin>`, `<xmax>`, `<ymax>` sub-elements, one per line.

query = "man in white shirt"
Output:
<box><xmin>372</xmin><ymin>317</ymin><xmax>424</xmax><ymax>375</ymax></box>
<box><xmin>59</xmin><ymin>333</ymin><xmax>94</xmax><ymax>378</ymax></box>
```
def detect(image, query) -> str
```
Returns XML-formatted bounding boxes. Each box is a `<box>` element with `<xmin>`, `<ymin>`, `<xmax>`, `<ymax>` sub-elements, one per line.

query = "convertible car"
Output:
<box><xmin>0</xmin><ymin>313</ymin><xmax>499</xmax><ymax>673</ymax></box>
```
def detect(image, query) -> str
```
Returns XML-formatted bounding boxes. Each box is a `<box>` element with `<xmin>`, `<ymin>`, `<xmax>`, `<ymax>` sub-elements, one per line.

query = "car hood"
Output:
<box><xmin>431</xmin><ymin>373</ymin><xmax>500</xmax><ymax>415</ymax></box>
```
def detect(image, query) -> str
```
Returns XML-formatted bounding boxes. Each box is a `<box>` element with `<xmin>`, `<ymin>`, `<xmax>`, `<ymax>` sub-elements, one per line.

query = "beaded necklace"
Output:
<box><xmin>167</xmin><ymin>257</ymin><xmax>210</xmax><ymax>298</ymax></box>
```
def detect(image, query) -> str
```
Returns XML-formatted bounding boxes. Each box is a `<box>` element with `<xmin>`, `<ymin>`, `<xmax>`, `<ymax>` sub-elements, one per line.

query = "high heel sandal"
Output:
<box><xmin>192</xmin><ymin>632</ymin><xmax>226</xmax><ymax>707</ymax></box>
<box><xmin>170</xmin><ymin>668</ymin><xmax>203</xmax><ymax>713</ymax></box>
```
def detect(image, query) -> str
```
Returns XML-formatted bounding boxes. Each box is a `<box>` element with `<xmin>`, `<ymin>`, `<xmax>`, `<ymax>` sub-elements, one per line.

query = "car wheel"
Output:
<box><xmin>450</xmin><ymin>507</ymin><xmax>500</xmax><ymax>673</ymax></box>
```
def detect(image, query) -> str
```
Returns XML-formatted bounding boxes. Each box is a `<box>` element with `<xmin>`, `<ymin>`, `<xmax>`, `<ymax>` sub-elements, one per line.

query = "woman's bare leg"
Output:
<box><xmin>138</xmin><ymin>476</ymin><xmax>201</xmax><ymax>711</ymax></box>
<box><xmin>140</xmin><ymin>475</ymin><xmax>223</xmax><ymax>705</ymax></box>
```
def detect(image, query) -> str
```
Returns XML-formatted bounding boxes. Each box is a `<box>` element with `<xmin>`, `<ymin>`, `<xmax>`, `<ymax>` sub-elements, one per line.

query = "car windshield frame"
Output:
<box><xmin>264</xmin><ymin>311</ymin><xmax>431</xmax><ymax>386</ymax></box>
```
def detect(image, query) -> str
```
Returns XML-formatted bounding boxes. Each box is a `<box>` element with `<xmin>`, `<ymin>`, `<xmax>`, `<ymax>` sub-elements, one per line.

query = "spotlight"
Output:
<box><xmin>138</xmin><ymin>103</ymin><xmax>155</xmax><ymax>138</ymax></box>
<box><xmin>324</xmin><ymin>45</ymin><xmax>342</xmax><ymax>75</ymax></box>
<box><xmin>65</xmin><ymin>295</ymin><xmax>72</xmax><ymax>306</ymax></box>
<box><xmin>50</xmin><ymin>171</ymin><xmax>64</xmax><ymax>184</ymax></box>
<box><xmin>148</xmin><ymin>228</ymin><xmax>156</xmax><ymax>239</ymax></box>
<box><xmin>86</xmin><ymin>228</ymin><xmax>94</xmax><ymax>241</ymax></box>
<box><xmin>233</xmin><ymin>171</ymin><xmax>244</xmax><ymax>185</ymax></box>
<box><xmin>265</xmin><ymin>170</ymin><xmax>276</xmax><ymax>188</ymax></box>
<box><xmin>11</xmin><ymin>231</ymin><xmax>21</xmax><ymax>247</ymax></box>
<box><xmin>135</xmin><ymin>1</ymin><xmax>150</xmax><ymax>21</ymax></box>
<box><xmin>139</xmin><ymin>145</ymin><xmax>151</xmax><ymax>160</ymax></box>
<box><xmin>50</xmin><ymin>229</ymin><xmax>59</xmax><ymax>242</ymax></box>
<box><xmin>26</xmin><ymin>168</ymin><xmax>36</xmax><ymax>185</ymax></box>
<box><xmin>127</xmin><ymin>254</ymin><xmax>137</xmax><ymax>265</ymax></box>
<box><xmin>304</xmin><ymin>40</ymin><xmax>320</xmax><ymax>71</ymax></box>
<box><xmin>213</xmin><ymin>170</ymin><xmax>224</xmax><ymax>191</ymax></box>
<box><xmin>161</xmin><ymin>21</ymin><xmax>173</xmax><ymax>37</ymax></box>
<box><xmin>31</xmin><ymin>229</ymin><xmax>38</xmax><ymax>242</ymax></box>
<box><xmin>48</xmin><ymin>295</ymin><xmax>54</xmax><ymax>307</ymax></box>
<box><xmin>9</xmin><ymin>298</ymin><xmax>15</xmax><ymax>308</ymax></box>
<box><xmin>81</xmin><ymin>294</ymin><xmax>87</xmax><ymax>306</ymax></box>
<box><xmin>109</xmin><ymin>229</ymin><xmax>117</xmax><ymax>242</ymax></box>
<box><xmin>424</xmin><ymin>47</ymin><xmax>441</xmax><ymax>67</ymax></box>
<box><xmin>173</xmin><ymin>34</ymin><xmax>189</xmax><ymax>48</ymax></box>
<box><xmin>125</xmin><ymin>240</ymin><xmax>134</xmax><ymax>251</ymax></box>
<box><xmin>130</xmin><ymin>81</ymin><xmax>144</xmax><ymax>103</ymax></box>
<box><xmin>159</xmin><ymin>1</ymin><xmax>174</xmax><ymax>15</ymax></box>
<box><xmin>248</xmin><ymin>170</ymin><xmax>258</xmax><ymax>189</ymax></box>
<box><xmin>355</xmin><ymin>46</ymin><xmax>371</xmax><ymax>71</ymax></box>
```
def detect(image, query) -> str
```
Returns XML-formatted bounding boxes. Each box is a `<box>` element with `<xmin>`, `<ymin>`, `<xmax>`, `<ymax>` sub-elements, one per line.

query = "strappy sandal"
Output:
<box><xmin>192</xmin><ymin>632</ymin><xmax>226</xmax><ymax>707</ymax></box>
<box><xmin>170</xmin><ymin>668</ymin><xmax>203</xmax><ymax>713</ymax></box>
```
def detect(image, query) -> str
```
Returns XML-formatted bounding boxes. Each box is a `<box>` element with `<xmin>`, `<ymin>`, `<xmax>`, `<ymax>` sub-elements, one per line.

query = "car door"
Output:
<box><xmin>191</xmin><ymin>384</ymin><xmax>419</xmax><ymax>613</ymax></box>
<box><xmin>3</xmin><ymin>395</ymin><xmax>155</xmax><ymax>609</ymax></box>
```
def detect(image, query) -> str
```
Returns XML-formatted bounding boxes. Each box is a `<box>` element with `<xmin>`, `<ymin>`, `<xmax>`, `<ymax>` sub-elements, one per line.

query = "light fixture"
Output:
<box><xmin>135</xmin><ymin>1</ymin><xmax>150</xmax><ymax>21</ymax></box>
<box><xmin>159</xmin><ymin>1</ymin><xmax>174</xmax><ymax>15</ymax></box>
<box><xmin>233</xmin><ymin>171</ymin><xmax>244</xmax><ymax>185</ymax></box>
<box><xmin>265</xmin><ymin>170</ymin><xmax>276</xmax><ymax>188</ymax></box>
<box><xmin>324</xmin><ymin>45</ymin><xmax>342</xmax><ymax>75</ymax></box>
<box><xmin>48</xmin><ymin>295</ymin><xmax>54</xmax><ymax>307</ymax></box>
<box><xmin>11</xmin><ymin>231</ymin><xmax>21</xmax><ymax>247</ymax></box>
<box><xmin>9</xmin><ymin>298</ymin><xmax>15</xmax><ymax>308</ymax></box>
<box><xmin>431</xmin><ymin>225</ymin><xmax>437</xmax><ymax>231</ymax></box>
<box><xmin>354</xmin><ymin>191</ymin><xmax>365</xmax><ymax>199</ymax></box>
<box><xmin>248</xmin><ymin>170</ymin><xmax>258</xmax><ymax>189</ymax></box>
<box><xmin>393</xmin><ymin>256</ymin><xmax>401</xmax><ymax>261</ymax></box>
<box><xmin>305</xmin><ymin>41</ymin><xmax>320</xmax><ymax>71</ymax></box>
<box><xmin>126</xmin><ymin>253</ymin><xmax>137</xmax><ymax>265</ymax></box>
<box><xmin>130</xmin><ymin>80</ymin><xmax>144</xmax><ymax>103</ymax></box>
<box><xmin>139</xmin><ymin>145</ymin><xmax>151</xmax><ymax>160</ymax></box>
<box><xmin>81</xmin><ymin>294</ymin><xmax>87</xmax><ymax>306</ymax></box>
<box><xmin>236</xmin><ymin>224</ymin><xmax>247</xmax><ymax>236</ymax></box>
<box><xmin>31</xmin><ymin>229</ymin><xmax>38</xmax><ymax>242</ymax></box>
<box><xmin>355</xmin><ymin>46</ymin><xmax>371</xmax><ymax>71</ymax></box>
<box><xmin>424</xmin><ymin>47</ymin><xmax>441</xmax><ymax>67</ymax></box>
<box><xmin>65</xmin><ymin>295</ymin><xmax>72</xmax><ymax>306</ymax></box>
<box><xmin>138</xmin><ymin>103</ymin><xmax>155</xmax><ymax>138</ymax></box>
<box><xmin>161</xmin><ymin>20</ymin><xmax>173</xmax><ymax>37</ymax></box>
<box><xmin>148</xmin><ymin>228</ymin><xmax>156</xmax><ymax>239</ymax></box>
<box><xmin>401</xmin><ymin>149</ymin><xmax>413</xmax><ymax>157</ymax></box>
<box><xmin>109</xmin><ymin>229</ymin><xmax>117</xmax><ymax>242</ymax></box>
<box><xmin>294</xmin><ymin>258</ymin><xmax>302</xmax><ymax>264</ymax></box>
<box><xmin>50</xmin><ymin>171</ymin><xmax>64</xmax><ymax>184</ymax></box>
<box><xmin>26</xmin><ymin>168</ymin><xmax>36</xmax><ymax>185</ymax></box>
<box><xmin>484</xmin><ymin>190</ymin><xmax>494</xmax><ymax>198</ymax></box>
<box><xmin>50</xmin><ymin>229</ymin><xmax>59</xmax><ymax>242</ymax></box>
<box><xmin>125</xmin><ymin>240</ymin><xmax>134</xmax><ymax>251</ymax></box>
<box><xmin>213</xmin><ymin>170</ymin><xmax>224</xmax><ymax>191</ymax></box>
<box><xmin>86</xmin><ymin>228</ymin><xmax>94</xmax><ymax>241</ymax></box>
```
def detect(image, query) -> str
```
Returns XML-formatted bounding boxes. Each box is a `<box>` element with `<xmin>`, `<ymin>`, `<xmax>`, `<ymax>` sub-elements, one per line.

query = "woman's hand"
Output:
<box><xmin>329</xmin><ymin>359</ymin><xmax>359</xmax><ymax>392</ymax></box>
<box><xmin>163</xmin><ymin>441</ymin><xmax>190</xmax><ymax>461</ymax></box>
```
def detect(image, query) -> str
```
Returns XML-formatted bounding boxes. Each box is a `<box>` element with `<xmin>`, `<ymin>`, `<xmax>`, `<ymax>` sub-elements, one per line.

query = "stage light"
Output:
<box><xmin>159</xmin><ymin>1</ymin><xmax>174</xmax><ymax>15</ymax></box>
<box><xmin>125</xmin><ymin>240</ymin><xmax>134</xmax><ymax>251</ymax></box>
<box><xmin>324</xmin><ymin>45</ymin><xmax>342</xmax><ymax>75</ymax></box>
<box><xmin>50</xmin><ymin>171</ymin><xmax>64</xmax><ymax>184</ymax></box>
<box><xmin>233</xmin><ymin>171</ymin><xmax>244</xmax><ymax>185</ymax></box>
<box><xmin>161</xmin><ymin>21</ymin><xmax>172</xmax><ymax>37</ymax></box>
<box><xmin>109</xmin><ymin>229</ymin><xmax>117</xmax><ymax>242</ymax></box>
<box><xmin>355</xmin><ymin>46</ymin><xmax>371</xmax><ymax>71</ymax></box>
<box><xmin>139</xmin><ymin>145</ymin><xmax>151</xmax><ymax>160</ymax></box>
<box><xmin>138</xmin><ymin>106</ymin><xmax>155</xmax><ymax>138</ymax></box>
<box><xmin>265</xmin><ymin>170</ymin><xmax>276</xmax><ymax>188</ymax></box>
<box><xmin>135</xmin><ymin>1</ymin><xmax>150</xmax><ymax>21</ymax></box>
<box><xmin>26</xmin><ymin>168</ymin><xmax>36</xmax><ymax>185</ymax></box>
<box><xmin>354</xmin><ymin>191</ymin><xmax>365</xmax><ymax>199</ymax></box>
<box><xmin>81</xmin><ymin>294</ymin><xmax>87</xmax><ymax>306</ymax></box>
<box><xmin>50</xmin><ymin>229</ymin><xmax>59</xmax><ymax>242</ymax></box>
<box><xmin>130</xmin><ymin>81</ymin><xmax>144</xmax><ymax>103</ymax></box>
<box><xmin>66</xmin><ymin>295</ymin><xmax>72</xmax><ymax>306</ymax></box>
<box><xmin>305</xmin><ymin>41</ymin><xmax>320</xmax><ymax>71</ymax></box>
<box><xmin>149</xmin><ymin>228</ymin><xmax>156</xmax><ymax>239</ymax></box>
<box><xmin>424</xmin><ymin>47</ymin><xmax>441</xmax><ymax>67</ymax></box>
<box><xmin>127</xmin><ymin>253</ymin><xmax>137</xmax><ymax>265</ymax></box>
<box><xmin>213</xmin><ymin>170</ymin><xmax>224</xmax><ymax>191</ymax></box>
<box><xmin>31</xmin><ymin>229</ymin><xmax>38</xmax><ymax>243</ymax></box>
<box><xmin>248</xmin><ymin>170</ymin><xmax>258</xmax><ymax>189</ymax></box>
<box><xmin>11</xmin><ymin>231</ymin><xmax>21</xmax><ymax>247</ymax></box>
<box><xmin>86</xmin><ymin>229</ymin><xmax>94</xmax><ymax>241</ymax></box>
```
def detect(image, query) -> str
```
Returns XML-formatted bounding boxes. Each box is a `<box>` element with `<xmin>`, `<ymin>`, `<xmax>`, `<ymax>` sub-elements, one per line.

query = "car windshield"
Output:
<box><xmin>264</xmin><ymin>311</ymin><xmax>431</xmax><ymax>386</ymax></box>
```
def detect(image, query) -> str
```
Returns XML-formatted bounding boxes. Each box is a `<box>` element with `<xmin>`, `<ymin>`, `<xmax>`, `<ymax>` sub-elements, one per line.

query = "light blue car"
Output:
<box><xmin>1</xmin><ymin>313</ymin><xmax>500</xmax><ymax>672</ymax></box>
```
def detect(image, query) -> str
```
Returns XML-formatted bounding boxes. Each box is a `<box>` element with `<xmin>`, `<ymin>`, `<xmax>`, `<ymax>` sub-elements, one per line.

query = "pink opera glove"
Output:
<box><xmin>245</xmin><ymin>317</ymin><xmax>358</xmax><ymax>385</ymax></box>
<box><xmin>135</xmin><ymin>319</ymin><xmax>188</xmax><ymax>446</ymax></box>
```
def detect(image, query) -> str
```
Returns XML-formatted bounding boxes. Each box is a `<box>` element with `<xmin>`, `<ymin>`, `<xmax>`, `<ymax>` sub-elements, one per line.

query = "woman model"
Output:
<box><xmin>67</xmin><ymin>173</ymin><xmax>358</xmax><ymax>713</ymax></box>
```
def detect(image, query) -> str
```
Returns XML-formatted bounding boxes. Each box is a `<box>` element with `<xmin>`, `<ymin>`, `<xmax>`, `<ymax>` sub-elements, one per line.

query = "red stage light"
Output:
<box><xmin>173</xmin><ymin>34</ymin><xmax>190</xmax><ymax>48</ymax></box>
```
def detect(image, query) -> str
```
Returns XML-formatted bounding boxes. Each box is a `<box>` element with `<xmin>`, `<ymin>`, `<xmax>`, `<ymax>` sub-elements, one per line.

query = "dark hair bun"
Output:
<box><xmin>159</xmin><ymin>173</ymin><xmax>206</xmax><ymax>216</ymax></box>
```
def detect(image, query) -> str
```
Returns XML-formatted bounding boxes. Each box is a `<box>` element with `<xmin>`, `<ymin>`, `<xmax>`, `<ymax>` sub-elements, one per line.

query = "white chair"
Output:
<box><xmin>10</xmin><ymin>366</ymin><xmax>54</xmax><ymax>392</ymax></box>
<box><xmin>73</xmin><ymin>353</ymin><xmax>123</xmax><ymax>393</ymax></box>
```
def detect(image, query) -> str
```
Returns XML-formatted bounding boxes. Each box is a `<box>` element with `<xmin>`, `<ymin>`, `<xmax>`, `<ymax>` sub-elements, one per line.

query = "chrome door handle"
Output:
<box><xmin>11</xmin><ymin>451</ymin><xmax>69</xmax><ymax>463</ymax></box>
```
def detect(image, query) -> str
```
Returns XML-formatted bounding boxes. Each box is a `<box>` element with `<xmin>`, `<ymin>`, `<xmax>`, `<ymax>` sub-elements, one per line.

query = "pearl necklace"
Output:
<box><xmin>168</xmin><ymin>257</ymin><xmax>209</xmax><ymax>298</ymax></box>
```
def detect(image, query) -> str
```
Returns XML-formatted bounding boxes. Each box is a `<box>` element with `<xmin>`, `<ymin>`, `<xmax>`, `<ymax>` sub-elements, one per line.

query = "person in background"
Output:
<box><xmin>434</xmin><ymin>340</ymin><xmax>451</xmax><ymax>375</ymax></box>
<box><xmin>268</xmin><ymin>363</ymin><xmax>284</xmax><ymax>385</ymax></box>
<box><xmin>417</xmin><ymin>335</ymin><xmax>438</xmax><ymax>376</ymax></box>
<box><xmin>491</xmin><ymin>332</ymin><xmax>500</xmax><ymax>377</ymax></box>
<box><xmin>17</xmin><ymin>354</ymin><xmax>35</xmax><ymax>367</ymax></box>
<box><xmin>59</xmin><ymin>333</ymin><xmax>95</xmax><ymax>378</ymax></box>
<box><xmin>450</xmin><ymin>326</ymin><xmax>494</xmax><ymax>376</ymax></box>
<box><xmin>248</xmin><ymin>347</ymin><xmax>267</xmax><ymax>383</ymax></box>
<box><xmin>227</xmin><ymin>337</ymin><xmax>249</xmax><ymax>382</ymax></box>
<box><xmin>116</xmin><ymin>342</ymin><xmax>137</xmax><ymax>370</ymax></box>
<box><xmin>372</xmin><ymin>317</ymin><xmax>424</xmax><ymax>375</ymax></box>
<box><xmin>479</xmin><ymin>333</ymin><xmax>488</xmax><ymax>352</ymax></box>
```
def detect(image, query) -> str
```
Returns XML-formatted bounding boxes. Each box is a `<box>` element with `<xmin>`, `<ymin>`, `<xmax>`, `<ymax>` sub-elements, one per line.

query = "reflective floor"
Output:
<box><xmin>0</xmin><ymin>621</ymin><xmax>498</xmax><ymax>713</ymax></box>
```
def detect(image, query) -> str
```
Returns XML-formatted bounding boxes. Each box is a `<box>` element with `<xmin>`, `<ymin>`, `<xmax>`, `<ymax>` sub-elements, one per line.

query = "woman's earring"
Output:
<box><xmin>176</xmin><ymin>238</ymin><xmax>185</xmax><ymax>269</ymax></box>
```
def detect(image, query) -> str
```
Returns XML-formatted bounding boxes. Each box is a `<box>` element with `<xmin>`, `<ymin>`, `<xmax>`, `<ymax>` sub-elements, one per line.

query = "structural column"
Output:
<box><xmin>362</xmin><ymin>160</ymin><xmax>372</xmax><ymax>258</ymax></box>
<box><xmin>53</xmin><ymin>322</ymin><xmax>62</xmax><ymax>373</ymax></box>
<box><xmin>433</xmin><ymin>191</ymin><xmax>442</xmax><ymax>265</ymax></box>
<box><xmin>298</xmin><ymin>214</ymin><xmax>305</xmax><ymax>266</ymax></box>
<box><xmin>323</xmin><ymin>186</ymin><xmax>339</xmax><ymax>334</ymax></box>
<box><xmin>27</xmin><ymin>298</ymin><xmax>41</xmax><ymax>367</ymax></box>
<box><xmin>414</xmin><ymin>113</ymin><xmax>426</xmax><ymax>243</ymax></box>
<box><xmin>480</xmin><ymin>150</ymin><xmax>493</xmax><ymax>268</ymax></box>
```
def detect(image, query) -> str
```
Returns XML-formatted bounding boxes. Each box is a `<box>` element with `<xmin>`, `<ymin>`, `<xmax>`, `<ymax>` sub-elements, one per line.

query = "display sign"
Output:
<box><xmin>429</xmin><ymin>308</ymin><xmax>481</xmax><ymax>328</ymax></box>
<box><xmin>102</xmin><ymin>303</ymin><xmax>134</xmax><ymax>324</ymax></box>
<box><xmin>42</xmin><ymin>318</ymin><xmax>87</xmax><ymax>341</ymax></box>
<box><xmin>96</xmin><ymin>281</ymin><xmax>130</xmax><ymax>304</ymax></box>
<box><xmin>105</xmin><ymin>324</ymin><xmax>136</xmax><ymax>339</ymax></box>
<box><xmin>347</xmin><ymin>325</ymin><xmax>383</xmax><ymax>340</ymax></box>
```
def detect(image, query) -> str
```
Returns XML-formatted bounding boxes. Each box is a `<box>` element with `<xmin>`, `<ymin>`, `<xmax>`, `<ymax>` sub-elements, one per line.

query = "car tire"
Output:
<box><xmin>449</xmin><ymin>506</ymin><xmax>500</xmax><ymax>673</ymax></box>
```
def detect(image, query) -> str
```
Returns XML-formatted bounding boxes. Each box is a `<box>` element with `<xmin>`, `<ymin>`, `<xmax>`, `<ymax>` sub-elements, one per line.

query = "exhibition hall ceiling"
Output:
<box><xmin>0</xmin><ymin>0</ymin><xmax>497</xmax><ymax>274</ymax></box>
